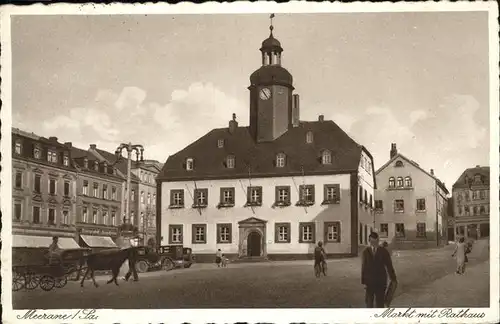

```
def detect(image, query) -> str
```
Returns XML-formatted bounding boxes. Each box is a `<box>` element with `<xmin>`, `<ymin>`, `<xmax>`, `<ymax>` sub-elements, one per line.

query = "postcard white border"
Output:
<box><xmin>1</xmin><ymin>1</ymin><xmax>499</xmax><ymax>324</ymax></box>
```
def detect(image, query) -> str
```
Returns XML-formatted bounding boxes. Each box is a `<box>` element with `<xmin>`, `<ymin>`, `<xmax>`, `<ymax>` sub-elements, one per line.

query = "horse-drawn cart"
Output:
<box><xmin>134</xmin><ymin>245</ymin><xmax>195</xmax><ymax>273</ymax></box>
<box><xmin>12</xmin><ymin>247</ymin><xmax>91</xmax><ymax>292</ymax></box>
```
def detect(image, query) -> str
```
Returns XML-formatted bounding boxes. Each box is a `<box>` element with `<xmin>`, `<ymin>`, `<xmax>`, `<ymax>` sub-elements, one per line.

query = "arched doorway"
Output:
<box><xmin>247</xmin><ymin>231</ymin><xmax>262</xmax><ymax>257</ymax></box>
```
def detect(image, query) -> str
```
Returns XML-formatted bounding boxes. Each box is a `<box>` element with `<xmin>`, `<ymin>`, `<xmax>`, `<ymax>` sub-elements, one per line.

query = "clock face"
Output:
<box><xmin>259</xmin><ymin>88</ymin><xmax>272</xmax><ymax>100</ymax></box>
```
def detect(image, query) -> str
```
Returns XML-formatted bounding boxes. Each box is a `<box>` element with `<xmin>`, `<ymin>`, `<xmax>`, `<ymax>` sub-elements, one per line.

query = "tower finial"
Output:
<box><xmin>270</xmin><ymin>13</ymin><xmax>275</xmax><ymax>35</ymax></box>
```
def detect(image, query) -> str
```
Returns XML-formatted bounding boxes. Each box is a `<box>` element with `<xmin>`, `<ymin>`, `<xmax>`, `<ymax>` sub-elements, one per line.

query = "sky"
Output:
<box><xmin>11</xmin><ymin>12</ymin><xmax>490</xmax><ymax>190</ymax></box>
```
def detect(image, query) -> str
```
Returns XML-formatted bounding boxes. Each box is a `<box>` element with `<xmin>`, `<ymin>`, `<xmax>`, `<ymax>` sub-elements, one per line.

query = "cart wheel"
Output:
<box><xmin>162</xmin><ymin>258</ymin><xmax>175</xmax><ymax>271</ymax></box>
<box><xmin>135</xmin><ymin>260</ymin><xmax>149</xmax><ymax>273</ymax></box>
<box><xmin>55</xmin><ymin>276</ymin><xmax>67</xmax><ymax>288</ymax></box>
<box><xmin>25</xmin><ymin>273</ymin><xmax>40</xmax><ymax>290</ymax></box>
<box><xmin>12</xmin><ymin>272</ymin><xmax>24</xmax><ymax>291</ymax></box>
<box><xmin>39</xmin><ymin>275</ymin><xmax>55</xmax><ymax>291</ymax></box>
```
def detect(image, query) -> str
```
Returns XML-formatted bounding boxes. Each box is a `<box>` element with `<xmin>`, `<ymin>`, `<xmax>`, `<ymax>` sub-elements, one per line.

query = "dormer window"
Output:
<box><xmin>321</xmin><ymin>150</ymin><xmax>332</xmax><ymax>165</ymax></box>
<box><xmin>395</xmin><ymin>161</ymin><xmax>404</xmax><ymax>167</ymax></box>
<box><xmin>15</xmin><ymin>141</ymin><xmax>22</xmax><ymax>154</ymax></box>
<box><xmin>47</xmin><ymin>150</ymin><xmax>58</xmax><ymax>163</ymax></box>
<box><xmin>276</xmin><ymin>153</ymin><xmax>286</xmax><ymax>168</ymax></box>
<box><xmin>94</xmin><ymin>161</ymin><xmax>99</xmax><ymax>171</ymax></box>
<box><xmin>83</xmin><ymin>158</ymin><xmax>88</xmax><ymax>169</ymax></box>
<box><xmin>306</xmin><ymin>131</ymin><xmax>314</xmax><ymax>144</ymax></box>
<box><xmin>217</xmin><ymin>139</ymin><xmax>225</xmax><ymax>148</ymax></box>
<box><xmin>474</xmin><ymin>174</ymin><xmax>482</xmax><ymax>183</ymax></box>
<box><xmin>226</xmin><ymin>155</ymin><xmax>235</xmax><ymax>169</ymax></box>
<box><xmin>63</xmin><ymin>154</ymin><xmax>69</xmax><ymax>167</ymax></box>
<box><xmin>186</xmin><ymin>158</ymin><xmax>194</xmax><ymax>171</ymax></box>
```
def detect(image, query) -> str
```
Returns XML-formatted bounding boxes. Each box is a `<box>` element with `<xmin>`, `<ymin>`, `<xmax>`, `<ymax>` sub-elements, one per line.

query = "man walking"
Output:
<box><xmin>124</xmin><ymin>247</ymin><xmax>139</xmax><ymax>282</ymax></box>
<box><xmin>361</xmin><ymin>232</ymin><xmax>397</xmax><ymax>308</ymax></box>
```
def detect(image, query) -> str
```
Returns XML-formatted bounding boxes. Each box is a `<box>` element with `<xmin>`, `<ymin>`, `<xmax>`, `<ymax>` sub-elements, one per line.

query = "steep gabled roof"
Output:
<box><xmin>376</xmin><ymin>152</ymin><xmax>449</xmax><ymax>194</ymax></box>
<box><xmin>452</xmin><ymin>166</ymin><xmax>490</xmax><ymax>189</ymax></box>
<box><xmin>70</xmin><ymin>146</ymin><xmax>124</xmax><ymax>181</ymax></box>
<box><xmin>158</xmin><ymin>120</ymin><xmax>366</xmax><ymax>182</ymax></box>
<box><xmin>95</xmin><ymin>148</ymin><xmax>140</xmax><ymax>182</ymax></box>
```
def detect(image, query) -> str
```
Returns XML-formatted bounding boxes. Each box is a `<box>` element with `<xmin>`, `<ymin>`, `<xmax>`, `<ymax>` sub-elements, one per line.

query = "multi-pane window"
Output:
<box><xmin>112</xmin><ymin>187</ymin><xmax>117</xmax><ymax>200</ymax></box>
<box><xmin>47</xmin><ymin>151</ymin><xmax>58</xmax><ymax>163</ymax></box>
<box><xmin>217</xmin><ymin>224</ymin><xmax>232</xmax><ymax>243</ymax></box>
<box><xmin>299</xmin><ymin>223</ymin><xmax>315</xmax><ymax>243</ymax></box>
<box><xmin>170</xmin><ymin>189</ymin><xmax>185</xmax><ymax>207</ymax></box>
<box><xmin>33</xmin><ymin>206</ymin><xmax>41</xmax><ymax>224</ymax></box>
<box><xmin>82</xmin><ymin>181</ymin><xmax>89</xmax><ymax>195</ymax></box>
<box><xmin>375</xmin><ymin>200</ymin><xmax>383</xmax><ymax>211</ymax></box>
<box><xmin>217</xmin><ymin>139</ymin><xmax>224</xmax><ymax>148</ymax></box>
<box><xmin>324</xmin><ymin>184</ymin><xmax>340</xmax><ymax>203</ymax></box>
<box><xmin>397</xmin><ymin>177</ymin><xmax>404</xmax><ymax>187</ymax></box>
<box><xmin>325</xmin><ymin>222</ymin><xmax>341</xmax><ymax>243</ymax></box>
<box><xmin>141</xmin><ymin>191</ymin><xmax>145</xmax><ymax>203</ymax></box>
<box><xmin>49</xmin><ymin>179</ymin><xmax>56</xmax><ymax>195</ymax></box>
<box><xmin>395</xmin><ymin>223</ymin><xmax>405</xmax><ymax>237</ymax></box>
<box><xmin>321</xmin><ymin>150</ymin><xmax>332</xmax><ymax>164</ymax></box>
<box><xmin>379</xmin><ymin>223</ymin><xmax>389</xmax><ymax>237</ymax></box>
<box><xmin>169</xmin><ymin>225</ymin><xmax>183</xmax><ymax>244</ymax></box>
<box><xmin>34</xmin><ymin>147</ymin><xmax>41</xmax><ymax>159</ymax></box>
<box><xmin>194</xmin><ymin>188</ymin><xmax>208</xmax><ymax>207</ymax></box>
<box><xmin>14</xmin><ymin>203</ymin><xmax>22</xmax><ymax>221</ymax></box>
<box><xmin>404</xmin><ymin>177</ymin><xmax>412</xmax><ymax>187</ymax></box>
<box><xmin>62</xmin><ymin>210</ymin><xmax>69</xmax><ymax>225</ymax></box>
<box><xmin>247</xmin><ymin>186</ymin><xmax>263</xmax><ymax>205</ymax></box>
<box><xmin>15</xmin><ymin>141</ymin><xmax>22</xmax><ymax>154</ymax></box>
<box><xmin>102</xmin><ymin>211</ymin><xmax>108</xmax><ymax>225</ymax></box>
<box><xmin>275</xmin><ymin>223</ymin><xmax>290</xmax><ymax>243</ymax></box>
<box><xmin>103</xmin><ymin>185</ymin><xmax>108</xmax><ymax>200</ymax></box>
<box><xmin>416</xmin><ymin>223</ymin><xmax>426</xmax><ymax>237</ymax></box>
<box><xmin>464</xmin><ymin>205</ymin><xmax>470</xmax><ymax>215</ymax></box>
<box><xmin>64</xmin><ymin>181</ymin><xmax>70</xmax><ymax>197</ymax></box>
<box><xmin>473</xmin><ymin>206</ymin><xmax>478</xmax><ymax>215</ymax></box>
<box><xmin>472</xmin><ymin>191</ymin><xmax>478</xmax><ymax>200</ymax></box>
<box><xmin>15</xmin><ymin>171</ymin><xmax>22</xmax><ymax>188</ymax></box>
<box><xmin>276</xmin><ymin>153</ymin><xmax>286</xmax><ymax>168</ymax></box>
<box><xmin>111</xmin><ymin>211</ymin><xmax>116</xmax><ymax>225</ymax></box>
<box><xmin>416</xmin><ymin>199</ymin><xmax>426</xmax><ymax>211</ymax></box>
<box><xmin>93</xmin><ymin>183</ymin><xmax>99</xmax><ymax>198</ymax></box>
<box><xmin>48</xmin><ymin>209</ymin><xmax>55</xmax><ymax>225</ymax></box>
<box><xmin>192</xmin><ymin>224</ymin><xmax>207</xmax><ymax>244</ymax></box>
<box><xmin>82</xmin><ymin>207</ymin><xmax>88</xmax><ymax>222</ymax></box>
<box><xmin>220</xmin><ymin>188</ymin><xmax>235</xmax><ymax>205</ymax></box>
<box><xmin>394</xmin><ymin>199</ymin><xmax>404</xmax><ymax>213</ymax></box>
<box><xmin>92</xmin><ymin>209</ymin><xmax>98</xmax><ymax>224</ymax></box>
<box><xmin>226</xmin><ymin>155</ymin><xmax>235</xmax><ymax>169</ymax></box>
<box><xmin>299</xmin><ymin>185</ymin><xmax>315</xmax><ymax>204</ymax></box>
<box><xmin>186</xmin><ymin>158</ymin><xmax>194</xmax><ymax>171</ymax></box>
<box><xmin>306</xmin><ymin>131</ymin><xmax>314</xmax><ymax>143</ymax></box>
<box><xmin>34</xmin><ymin>175</ymin><xmax>41</xmax><ymax>193</ymax></box>
<box><xmin>275</xmin><ymin>186</ymin><xmax>291</xmax><ymax>205</ymax></box>
<box><xmin>147</xmin><ymin>193</ymin><xmax>151</xmax><ymax>205</ymax></box>
<box><xmin>389</xmin><ymin>177</ymin><xmax>395</xmax><ymax>188</ymax></box>
<box><xmin>63</xmin><ymin>155</ymin><xmax>69</xmax><ymax>167</ymax></box>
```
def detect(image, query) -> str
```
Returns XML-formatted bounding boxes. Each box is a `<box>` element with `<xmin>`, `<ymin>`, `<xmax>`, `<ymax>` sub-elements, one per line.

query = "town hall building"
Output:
<box><xmin>157</xmin><ymin>22</ymin><xmax>376</xmax><ymax>261</ymax></box>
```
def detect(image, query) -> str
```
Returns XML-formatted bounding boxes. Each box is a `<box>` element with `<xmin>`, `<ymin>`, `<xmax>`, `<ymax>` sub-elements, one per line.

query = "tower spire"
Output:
<box><xmin>270</xmin><ymin>13</ymin><xmax>275</xmax><ymax>35</ymax></box>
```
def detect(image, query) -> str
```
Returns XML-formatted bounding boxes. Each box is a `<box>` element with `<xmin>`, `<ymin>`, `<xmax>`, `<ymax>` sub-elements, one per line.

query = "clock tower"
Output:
<box><xmin>249</xmin><ymin>16</ymin><xmax>296</xmax><ymax>143</ymax></box>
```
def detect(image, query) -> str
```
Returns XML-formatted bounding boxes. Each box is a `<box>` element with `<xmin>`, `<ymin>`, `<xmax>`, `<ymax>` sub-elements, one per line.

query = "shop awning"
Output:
<box><xmin>80</xmin><ymin>235</ymin><xmax>117</xmax><ymax>248</ymax></box>
<box><xmin>13</xmin><ymin>235</ymin><xmax>79</xmax><ymax>249</ymax></box>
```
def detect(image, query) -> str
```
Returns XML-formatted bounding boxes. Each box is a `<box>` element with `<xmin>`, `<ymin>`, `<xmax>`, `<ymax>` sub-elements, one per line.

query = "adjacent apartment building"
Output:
<box><xmin>452</xmin><ymin>165</ymin><xmax>490</xmax><ymax>240</ymax></box>
<box><xmin>374</xmin><ymin>143</ymin><xmax>449</xmax><ymax>249</ymax></box>
<box><xmin>157</xmin><ymin>24</ymin><xmax>376</xmax><ymax>261</ymax></box>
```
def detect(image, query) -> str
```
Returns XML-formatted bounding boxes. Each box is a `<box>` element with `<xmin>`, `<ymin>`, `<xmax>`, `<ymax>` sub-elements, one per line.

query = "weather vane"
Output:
<box><xmin>270</xmin><ymin>13</ymin><xmax>275</xmax><ymax>33</ymax></box>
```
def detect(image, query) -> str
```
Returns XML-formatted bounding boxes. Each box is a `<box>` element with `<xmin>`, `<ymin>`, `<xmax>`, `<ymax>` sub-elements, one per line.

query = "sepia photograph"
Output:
<box><xmin>1</xmin><ymin>2</ymin><xmax>498</xmax><ymax>323</ymax></box>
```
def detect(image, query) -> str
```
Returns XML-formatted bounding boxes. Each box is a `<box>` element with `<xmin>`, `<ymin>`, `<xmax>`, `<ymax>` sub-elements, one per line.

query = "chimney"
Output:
<box><xmin>318</xmin><ymin>115</ymin><xmax>324</xmax><ymax>122</ymax></box>
<box><xmin>390</xmin><ymin>143</ymin><xmax>398</xmax><ymax>159</ymax></box>
<box><xmin>228</xmin><ymin>113</ymin><xmax>238</xmax><ymax>134</ymax></box>
<box><xmin>430</xmin><ymin>169</ymin><xmax>434</xmax><ymax>176</ymax></box>
<box><xmin>64</xmin><ymin>142</ymin><xmax>72</xmax><ymax>148</ymax></box>
<box><xmin>90</xmin><ymin>144</ymin><xmax>97</xmax><ymax>150</ymax></box>
<box><xmin>292</xmin><ymin>94</ymin><xmax>300</xmax><ymax>127</ymax></box>
<box><xmin>49</xmin><ymin>136</ymin><xmax>58</xmax><ymax>142</ymax></box>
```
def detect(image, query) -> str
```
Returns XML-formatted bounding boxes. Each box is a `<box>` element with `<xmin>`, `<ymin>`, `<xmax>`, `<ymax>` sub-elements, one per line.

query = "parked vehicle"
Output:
<box><xmin>134</xmin><ymin>245</ymin><xmax>195</xmax><ymax>273</ymax></box>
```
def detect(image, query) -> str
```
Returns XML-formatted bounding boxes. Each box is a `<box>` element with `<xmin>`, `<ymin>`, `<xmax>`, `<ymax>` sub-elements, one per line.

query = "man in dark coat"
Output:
<box><xmin>124</xmin><ymin>247</ymin><xmax>139</xmax><ymax>282</ymax></box>
<box><xmin>361</xmin><ymin>232</ymin><xmax>397</xmax><ymax>308</ymax></box>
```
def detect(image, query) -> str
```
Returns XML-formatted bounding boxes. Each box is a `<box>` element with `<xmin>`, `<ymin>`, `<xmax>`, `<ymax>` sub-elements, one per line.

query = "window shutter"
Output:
<box><xmin>310</xmin><ymin>185</ymin><xmax>315</xmax><ymax>202</ymax></box>
<box><xmin>274</xmin><ymin>224</ymin><xmax>279</xmax><ymax>243</ymax></box>
<box><xmin>191</xmin><ymin>225</ymin><xmax>196</xmax><ymax>244</ymax></box>
<box><xmin>337</xmin><ymin>222</ymin><xmax>341</xmax><ymax>243</ymax></box>
<box><xmin>335</xmin><ymin>184</ymin><xmax>340</xmax><ymax>202</ymax></box>
<box><xmin>228</xmin><ymin>223</ymin><xmax>233</xmax><ymax>243</ymax></box>
<box><xmin>274</xmin><ymin>187</ymin><xmax>279</xmax><ymax>203</ymax></box>
<box><xmin>219</xmin><ymin>188</ymin><xmax>224</xmax><ymax>204</ymax></box>
<box><xmin>272</xmin><ymin>159</ymin><xmax>277</xmax><ymax>167</ymax></box>
<box><xmin>298</xmin><ymin>185</ymin><xmax>304</xmax><ymax>201</ymax></box>
<box><xmin>287</xmin><ymin>224</ymin><xmax>291</xmax><ymax>243</ymax></box>
<box><xmin>312</xmin><ymin>223</ymin><xmax>316</xmax><ymax>243</ymax></box>
<box><xmin>192</xmin><ymin>159</ymin><xmax>196</xmax><ymax>170</ymax></box>
<box><xmin>324</xmin><ymin>223</ymin><xmax>328</xmax><ymax>243</ymax></box>
<box><xmin>246</xmin><ymin>186</ymin><xmax>251</xmax><ymax>203</ymax></box>
<box><xmin>286</xmin><ymin>187</ymin><xmax>291</xmax><ymax>204</ymax></box>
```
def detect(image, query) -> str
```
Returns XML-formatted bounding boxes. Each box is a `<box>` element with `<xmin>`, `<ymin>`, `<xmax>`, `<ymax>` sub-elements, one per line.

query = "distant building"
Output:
<box><xmin>374</xmin><ymin>143</ymin><xmax>449</xmax><ymax>249</ymax></box>
<box><xmin>71</xmin><ymin>145</ymin><xmax>125</xmax><ymax>247</ymax></box>
<box><xmin>157</xmin><ymin>23</ymin><xmax>376</xmax><ymax>261</ymax></box>
<box><xmin>12</xmin><ymin>128</ymin><xmax>80</xmax><ymax>248</ymax></box>
<box><xmin>452</xmin><ymin>165</ymin><xmax>490</xmax><ymax>240</ymax></box>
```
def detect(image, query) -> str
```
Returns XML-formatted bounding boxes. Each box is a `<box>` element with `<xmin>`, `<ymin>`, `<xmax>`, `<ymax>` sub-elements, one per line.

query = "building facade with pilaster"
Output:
<box><xmin>157</xmin><ymin>24</ymin><xmax>376</xmax><ymax>261</ymax></box>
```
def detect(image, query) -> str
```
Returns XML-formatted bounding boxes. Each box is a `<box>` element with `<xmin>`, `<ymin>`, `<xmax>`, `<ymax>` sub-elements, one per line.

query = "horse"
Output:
<box><xmin>80</xmin><ymin>247</ymin><xmax>136</xmax><ymax>288</ymax></box>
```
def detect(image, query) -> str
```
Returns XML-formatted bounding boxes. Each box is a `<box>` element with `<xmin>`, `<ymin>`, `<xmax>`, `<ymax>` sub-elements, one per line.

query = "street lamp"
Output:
<box><xmin>115</xmin><ymin>142</ymin><xmax>144</xmax><ymax>226</ymax></box>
